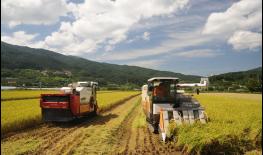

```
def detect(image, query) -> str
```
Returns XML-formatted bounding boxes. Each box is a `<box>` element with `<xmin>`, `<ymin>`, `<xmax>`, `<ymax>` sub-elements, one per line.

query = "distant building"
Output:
<box><xmin>2</xmin><ymin>77</ymin><xmax>17</xmax><ymax>85</ymax></box>
<box><xmin>64</xmin><ymin>70</ymin><xmax>72</xmax><ymax>76</ymax></box>
<box><xmin>200</xmin><ymin>77</ymin><xmax>209</xmax><ymax>85</ymax></box>
<box><xmin>200</xmin><ymin>77</ymin><xmax>209</xmax><ymax>91</ymax></box>
<box><xmin>41</xmin><ymin>70</ymin><xmax>49</xmax><ymax>76</ymax></box>
<box><xmin>54</xmin><ymin>71</ymin><xmax>64</xmax><ymax>75</ymax></box>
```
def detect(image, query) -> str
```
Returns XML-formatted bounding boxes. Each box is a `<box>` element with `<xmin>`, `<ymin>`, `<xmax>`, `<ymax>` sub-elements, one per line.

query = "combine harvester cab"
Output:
<box><xmin>40</xmin><ymin>81</ymin><xmax>98</xmax><ymax>122</ymax></box>
<box><xmin>141</xmin><ymin>77</ymin><xmax>208</xmax><ymax>141</ymax></box>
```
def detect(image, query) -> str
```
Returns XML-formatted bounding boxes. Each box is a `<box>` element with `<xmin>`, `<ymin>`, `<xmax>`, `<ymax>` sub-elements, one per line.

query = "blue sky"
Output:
<box><xmin>1</xmin><ymin>0</ymin><xmax>262</xmax><ymax>76</ymax></box>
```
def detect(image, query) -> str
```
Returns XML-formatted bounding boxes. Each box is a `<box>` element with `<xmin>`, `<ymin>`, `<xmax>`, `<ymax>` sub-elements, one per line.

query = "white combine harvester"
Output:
<box><xmin>141</xmin><ymin>77</ymin><xmax>209</xmax><ymax>141</ymax></box>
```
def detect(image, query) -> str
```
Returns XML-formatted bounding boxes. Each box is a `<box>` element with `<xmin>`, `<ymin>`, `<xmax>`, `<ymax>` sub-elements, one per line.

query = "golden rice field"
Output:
<box><xmin>1</xmin><ymin>90</ymin><xmax>114</xmax><ymax>100</ymax></box>
<box><xmin>1</xmin><ymin>90</ymin><xmax>59</xmax><ymax>100</ymax></box>
<box><xmin>1</xmin><ymin>90</ymin><xmax>139</xmax><ymax>135</ymax></box>
<box><xmin>1</xmin><ymin>99</ymin><xmax>41</xmax><ymax>135</ymax></box>
<box><xmin>1</xmin><ymin>91</ymin><xmax>261</xmax><ymax>154</ymax></box>
<box><xmin>97</xmin><ymin>91</ymin><xmax>139</xmax><ymax>111</ymax></box>
<box><xmin>170</xmin><ymin>93</ymin><xmax>262</xmax><ymax>154</ymax></box>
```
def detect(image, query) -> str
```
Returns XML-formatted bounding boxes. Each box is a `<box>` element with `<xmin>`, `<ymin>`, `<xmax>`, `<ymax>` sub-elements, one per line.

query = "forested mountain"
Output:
<box><xmin>210</xmin><ymin>67</ymin><xmax>262</xmax><ymax>84</ymax></box>
<box><xmin>2</xmin><ymin>41</ymin><xmax>261</xmax><ymax>91</ymax></box>
<box><xmin>209</xmin><ymin>67</ymin><xmax>262</xmax><ymax>92</ymax></box>
<box><xmin>1</xmin><ymin>42</ymin><xmax>200</xmax><ymax>88</ymax></box>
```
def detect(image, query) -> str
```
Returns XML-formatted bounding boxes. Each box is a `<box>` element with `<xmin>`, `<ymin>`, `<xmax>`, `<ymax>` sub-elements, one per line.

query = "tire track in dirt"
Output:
<box><xmin>34</xmin><ymin>95</ymin><xmax>140</xmax><ymax>154</ymax></box>
<box><xmin>45</xmin><ymin>117</ymin><xmax>100</xmax><ymax>155</ymax></box>
<box><xmin>33</xmin><ymin>126</ymin><xmax>82</xmax><ymax>155</ymax></box>
<box><xmin>115</xmin><ymin>105</ymin><xmax>182</xmax><ymax>155</ymax></box>
<box><xmin>34</xmin><ymin>96</ymin><xmax>139</xmax><ymax>155</ymax></box>
<box><xmin>2</xmin><ymin>124</ymin><xmax>62</xmax><ymax>142</ymax></box>
<box><xmin>1</xmin><ymin>95</ymin><xmax>140</xmax><ymax>155</ymax></box>
<box><xmin>27</xmin><ymin>122</ymin><xmax>91</xmax><ymax>155</ymax></box>
<box><xmin>2</xmin><ymin>94</ymin><xmax>182</xmax><ymax>155</ymax></box>
<box><xmin>115</xmin><ymin>101</ymin><xmax>140</xmax><ymax>154</ymax></box>
<box><xmin>115</xmin><ymin>106</ymin><xmax>156</xmax><ymax>154</ymax></box>
<box><xmin>59</xmin><ymin>97</ymin><xmax>140</xmax><ymax>154</ymax></box>
<box><xmin>59</xmin><ymin>131</ymin><xmax>85</xmax><ymax>155</ymax></box>
<box><xmin>2</xmin><ymin>94</ymin><xmax>139</xmax><ymax>140</ymax></box>
<box><xmin>66</xmin><ymin>96</ymin><xmax>140</xmax><ymax>155</ymax></box>
<box><xmin>135</xmin><ymin>127</ymin><xmax>140</xmax><ymax>150</ymax></box>
<box><xmin>120</xmin><ymin>126</ymin><xmax>181</xmax><ymax>155</ymax></box>
<box><xmin>45</xmin><ymin>128</ymin><xmax>85</xmax><ymax>155</ymax></box>
<box><xmin>46</xmin><ymin>96</ymin><xmax>140</xmax><ymax>155</ymax></box>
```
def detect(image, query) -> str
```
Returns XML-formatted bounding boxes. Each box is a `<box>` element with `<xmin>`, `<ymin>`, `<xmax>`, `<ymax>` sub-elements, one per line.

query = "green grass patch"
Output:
<box><xmin>171</xmin><ymin>93</ymin><xmax>262</xmax><ymax>154</ymax></box>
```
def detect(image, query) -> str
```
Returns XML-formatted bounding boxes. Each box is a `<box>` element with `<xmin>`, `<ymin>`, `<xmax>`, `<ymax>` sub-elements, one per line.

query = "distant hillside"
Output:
<box><xmin>209</xmin><ymin>67</ymin><xmax>262</xmax><ymax>92</ymax></box>
<box><xmin>210</xmin><ymin>67</ymin><xmax>262</xmax><ymax>84</ymax></box>
<box><xmin>1</xmin><ymin>42</ymin><xmax>200</xmax><ymax>88</ymax></box>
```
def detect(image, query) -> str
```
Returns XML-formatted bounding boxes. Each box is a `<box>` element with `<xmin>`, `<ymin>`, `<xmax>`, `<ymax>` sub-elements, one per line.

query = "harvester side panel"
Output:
<box><xmin>80</xmin><ymin>104</ymin><xmax>92</xmax><ymax>114</ymax></box>
<box><xmin>142</xmin><ymin>85</ymin><xmax>151</xmax><ymax>118</ymax></box>
<box><xmin>70</xmin><ymin>95</ymin><xmax>80</xmax><ymax>116</ymax></box>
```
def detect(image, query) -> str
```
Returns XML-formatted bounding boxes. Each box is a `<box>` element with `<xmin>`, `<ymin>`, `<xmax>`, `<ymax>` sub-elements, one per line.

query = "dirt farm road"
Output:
<box><xmin>1</xmin><ymin>96</ymin><xmax>182</xmax><ymax>155</ymax></box>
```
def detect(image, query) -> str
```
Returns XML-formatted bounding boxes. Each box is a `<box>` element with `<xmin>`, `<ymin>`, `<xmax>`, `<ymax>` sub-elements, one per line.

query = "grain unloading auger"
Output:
<box><xmin>141</xmin><ymin>77</ymin><xmax>209</xmax><ymax>141</ymax></box>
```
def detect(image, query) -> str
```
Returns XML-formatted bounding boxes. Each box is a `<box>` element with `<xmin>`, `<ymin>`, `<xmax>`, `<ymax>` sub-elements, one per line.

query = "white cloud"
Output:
<box><xmin>203</xmin><ymin>0</ymin><xmax>262</xmax><ymax>50</ymax></box>
<box><xmin>98</xmin><ymin>29</ymin><xmax>213</xmax><ymax>61</ymax></box>
<box><xmin>142</xmin><ymin>32</ymin><xmax>150</xmax><ymax>41</ymax></box>
<box><xmin>104</xmin><ymin>45</ymin><xmax>114</xmax><ymax>52</ymax></box>
<box><xmin>126</xmin><ymin>31</ymin><xmax>151</xmax><ymax>43</ymax></box>
<box><xmin>45</xmin><ymin>22</ymin><xmax>74</xmax><ymax>47</ymax></box>
<box><xmin>228</xmin><ymin>31</ymin><xmax>262</xmax><ymax>50</ymax></box>
<box><xmin>42</xmin><ymin>0</ymin><xmax>189</xmax><ymax>54</ymax></box>
<box><xmin>1</xmin><ymin>0</ymin><xmax>189</xmax><ymax>55</ymax></box>
<box><xmin>1</xmin><ymin>31</ymin><xmax>45</xmax><ymax>48</ymax></box>
<box><xmin>62</xmin><ymin>39</ymin><xmax>98</xmax><ymax>55</ymax></box>
<box><xmin>123</xmin><ymin>49</ymin><xmax>219</xmax><ymax>70</ymax></box>
<box><xmin>126</xmin><ymin>59</ymin><xmax>164</xmax><ymax>69</ymax></box>
<box><xmin>175</xmin><ymin>49</ymin><xmax>220</xmax><ymax>58</ymax></box>
<box><xmin>1</xmin><ymin>31</ymin><xmax>36</xmax><ymax>45</ymax></box>
<box><xmin>203</xmin><ymin>0</ymin><xmax>262</xmax><ymax>35</ymax></box>
<box><xmin>1</xmin><ymin>0</ymin><xmax>69</xmax><ymax>27</ymax></box>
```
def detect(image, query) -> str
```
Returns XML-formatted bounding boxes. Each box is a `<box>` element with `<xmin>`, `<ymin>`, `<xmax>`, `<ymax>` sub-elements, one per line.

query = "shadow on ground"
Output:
<box><xmin>49</xmin><ymin>113</ymin><xmax>119</xmax><ymax>128</ymax></box>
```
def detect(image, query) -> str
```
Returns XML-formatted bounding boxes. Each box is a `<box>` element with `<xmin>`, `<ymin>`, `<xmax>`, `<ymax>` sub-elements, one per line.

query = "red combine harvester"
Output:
<box><xmin>40</xmin><ymin>81</ymin><xmax>98</xmax><ymax>122</ymax></box>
